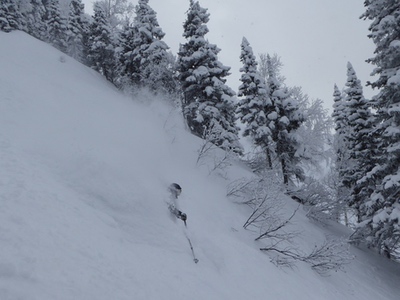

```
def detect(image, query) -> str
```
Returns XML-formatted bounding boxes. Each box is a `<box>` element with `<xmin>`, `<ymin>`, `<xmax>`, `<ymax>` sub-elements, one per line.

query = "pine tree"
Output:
<box><xmin>332</xmin><ymin>84</ymin><xmax>347</xmax><ymax>140</ymax></box>
<box><xmin>87</xmin><ymin>2</ymin><xmax>116</xmax><ymax>82</ymax></box>
<box><xmin>356</xmin><ymin>0</ymin><xmax>400</xmax><ymax>258</ymax></box>
<box><xmin>27</xmin><ymin>0</ymin><xmax>47</xmax><ymax>40</ymax></box>
<box><xmin>116</xmin><ymin>21</ymin><xmax>139</xmax><ymax>89</ymax></box>
<box><xmin>67</xmin><ymin>0</ymin><xmax>86</xmax><ymax>62</ymax></box>
<box><xmin>116</xmin><ymin>0</ymin><xmax>176</xmax><ymax>95</ymax></box>
<box><xmin>177</xmin><ymin>0</ymin><xmax>241</xmax><ymax>153</ymax></box>
<box><xmin>46</xmin><ymin>0</ymin><xmax>68</xmax><ymax>52</ymax></box>
<box><xmin>133</xmin><ymin>0</ymin><xmax>176</xmax><ymax>94</ymax></box>
<box><xmin>177</xmin><ymin>0</ymin><xmax>210</xmax><ymax>128</ymax></box>
<box><xmin>131</xmin><ymin>0</ymin><xmax>162</xmax><ymax>87</ymax></box>
<box><xmin>236</xmin><ymin>37</ymin><xmax>274</xmax><ymax>166</ymax></box>
<box><xmin>130</xmin><ymin>0</ymin><xmax>176</xmax><ymax>95</ymax></box>
<box><xmin>342</xmin><ymin>62</ymin><xmax>375</xmax><ymax>218</ymax></box>
<box><xmin>17</xmin><ymin>0</ymin><xmax>33</xmax><ymax>32</ymax></box>
<box><xmin>332</xmin><ymin>84</ymin><xmax>351</xmax><ymax>185</ymax></box>
<box><xmin>0</xmin><ymin>0</ymin><xmax>22</xmax><ymax>32</ymax></box>
<box><xmin>331</xmin><ymin>84</ymin><xmax>352</xmax><ymax>218</ymax></box>
<box><xmin>264</xmin><ymin>54</ymin><xmax>305</xmax><ymax>184</ymax></box>
<box><xmin>339</xmin><ymin>63</ymin><xmax>362</xmax><ymax>190</ymax></box>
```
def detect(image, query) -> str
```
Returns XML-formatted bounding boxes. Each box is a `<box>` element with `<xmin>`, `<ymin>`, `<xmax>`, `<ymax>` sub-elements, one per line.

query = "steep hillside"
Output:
<box><xmin>0</xmin><ymin>31</ymin><xmax>399</xmax><ymax>300</ymax></box>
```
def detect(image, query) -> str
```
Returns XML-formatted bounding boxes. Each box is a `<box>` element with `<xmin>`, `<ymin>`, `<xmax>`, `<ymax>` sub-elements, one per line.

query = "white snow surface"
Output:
<box><xmin>1</xmin><ymin>31</ymin><xmax>400</xmax><ymax>300</ymax></box>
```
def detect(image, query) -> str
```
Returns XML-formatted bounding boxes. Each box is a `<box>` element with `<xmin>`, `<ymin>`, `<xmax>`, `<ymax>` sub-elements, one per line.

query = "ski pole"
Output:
<box><xmin>183</xmin><ymin>223</ymin><xmax>199</xmax><ymax>263</ymax></box>
<box><xmin>186</xmin><ymin>235</ymin><xmax>199</xmax><ymax>264</ymax></box>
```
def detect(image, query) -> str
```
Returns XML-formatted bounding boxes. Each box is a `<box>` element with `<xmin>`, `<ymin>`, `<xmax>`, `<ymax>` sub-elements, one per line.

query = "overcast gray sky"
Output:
<box><xmin>84</xmin><ymin>0</ymin><xmax>376</xmax><ymax>111</ymax></box>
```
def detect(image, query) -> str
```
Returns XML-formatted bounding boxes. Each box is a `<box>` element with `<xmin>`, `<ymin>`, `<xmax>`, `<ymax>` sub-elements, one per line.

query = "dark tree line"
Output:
<box><xmin>332</xmin><ymin>0</ymin><xmax>400</xmax><ymax>259</ymax></box>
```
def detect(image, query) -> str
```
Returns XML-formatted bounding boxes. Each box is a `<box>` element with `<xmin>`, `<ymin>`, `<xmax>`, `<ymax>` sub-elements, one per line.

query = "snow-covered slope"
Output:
<box><xmin>1</xmin><ymin>31</ymin><xmax>400</xmax><ymax>300</ymax></box>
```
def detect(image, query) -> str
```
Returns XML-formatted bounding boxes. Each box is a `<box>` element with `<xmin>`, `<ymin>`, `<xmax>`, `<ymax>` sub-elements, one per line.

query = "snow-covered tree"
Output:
<box><xmin>337</xmin><ymin>63</ymin><xmax>362</xmax><ymax>190</ymax></box>
<box><xmin>127</xmin><ymin>0</ymin><xmax>176</xmax><ymax>95</ymax></box>
<box><xmin>332</xmin><ymin>83</ymin><xmax>352</xmax><ymax>184</ymax></box>
<box><xmin>294</xmin><ymin>87</ymin><xmax>334</xmax><ymax>171</ymax></box>
<box><xmin>45</xmin><ymin>0</ymin><xmax>68</xmax><ymax>52</ymax></box>
<box><xmin>177</xmin><ymin>0</ymin><xmax>242</xmax><ymax>153</ymax></box>
<box><xmin>116</xmin><ymin>21</ymin><xmax>138</xmax><ymax>89</ymax></box>
<box><xmin>342</xmin><ymin>62</ymin><xmax>375</xmax><ymax>217</ymax></box>
<box><xmin>66</xmin><ymin>0</ymin><xmax>87</xmax><ymax>62</ymax></box>
<box><xmin>0</xmin><ymin>0</ymin><xmax>22</xmax><ymax>32</ymax></box>
<box><xmin>87</xmin><ymin>2</ymin><xmax>116</xmax><ymax>82</ymax></box>
<box><xmin>93</xmin><ymin>0</ymin><xmax>134</xmax><ymax>32</ymax></box>
<box><xmin>236</xmin><ymin>37</ymin><xmax>274</xmax><ymax>167</ymax></box>
<box><xmin>263</xmin><ymin>54</ymin><xmax>305</xmax><ymax>184</ymax></box>
<box><xmin>285</xmin><ymin>88</ymin><xmax>343</xmax><ymax>222</ymax></box>
<box><xmin>16</xmin><ymin>0</ymin><xmax>32</xmax><ymax>32</ymax></box>
<box><xmin>332</xmin><ymin>84</ymin><xmax>347</xmax><ymax>141</ymax></box>
<box><xmin>331</xmin><ymin>84</ymin><xmax>353</xmax><ymax>221</ymax></box>
<box><xmin>27</xmin><ymin>0</ymin><xmax>47</xmax><ymax>40</ymax></box>
<box><xmin>115</xmin><ymin>0</ymin><xmax>176</xmax><ymax>95</ymax></box>
<box><xmin>353</xmin><ymin>0</ymin><xmax>400</xmax><ymax>258</ymax></box>
<box><xmin>177</xmin><ymin>0</ymin><xmax>210</xmax><ymax>128</ymax></box>
<box><xmin>259</xmin><ymin>53</ymin><xmax>286</xmax><ymax>85</ymax></box>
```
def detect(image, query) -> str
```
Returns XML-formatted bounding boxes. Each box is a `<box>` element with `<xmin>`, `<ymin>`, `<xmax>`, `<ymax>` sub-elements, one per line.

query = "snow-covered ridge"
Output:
<box><xmin>0</xmin><ymin>31</ymin><xmax>399</xmax><ymax>300</ymax></box>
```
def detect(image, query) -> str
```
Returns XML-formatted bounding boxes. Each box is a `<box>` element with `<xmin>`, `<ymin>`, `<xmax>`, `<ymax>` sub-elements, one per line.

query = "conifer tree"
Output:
<box><xmin>177</xmin><ymin>0</ymin><xmax>241</xmax><ymax>153</ymax></box>
<box><xmin>342</xmin><ymin>62</ymin><xmax>375</xmax><ymax>218</ymax></box>
<box><xmin>17</xmin><ymin>0</ymin><xmax>32</xmax><ymax>32</ymax></box>
<box><xmin>177</xmin><ymin>0</ymin><xmax>210</xmax><ymax>127</ymax></box>
<box><xmin>236</xmin><ymin>37</ymin><xmax>274</xmax><ymax>166</ymax></box>
<box><xmin>355</xmin><ymin>0</ymin><xmax>400</xmax><ymax>257</ymax></box>
<box><xmin>264</xmin><ymin>54</ymin><xmax>305</xmax><ymax>184</ymax></box>
<box><xmin>332</xmin><ymin>84</ymin><xmax>347</xmax><ymax>141</ymax></box>
<box><xmin>67</xmin><ymin>0</ymin><xmax>86</xmax><ymax>62</ymax></box>
<box><xmin>27</xmin><ymin>0</ymin><xmax>47</xmax><ymax>40</ymax></box>
<box><xmin>331</xmin><ymin>84</ymin><xmax>352</xmax><ymax>215</ymax></box>
<box><xmin>46</xmin><ymin>0</ymin><xmax>68</xmax><ymax>52</ymax></box>
<box><xmin>0</xmin><ymin>0</ymin><xmax>22</xmax><ymax>32</ymax></box>
<box><xmin>130</xmin><ymin>0</ymin><xmax>176</xmax><ymax>95</ymax></box>
<box><xmin>338</xmin><ymin>63</ymin><xmax>363</xmax><ymax>190</ymax></box>
<box><xmin>332</xmin><ymin>84</ymin><xmax>351</xmax><ymax>179</ymax></box>
<box><xmin>87</xmin><ymin>2</ymin><xmax>116</xmax><ymax>82</ymax></box>
<box><xmin>116</xmin><ymin>21</ymin><xmax>139</xmax><ymax>88</ymax></box>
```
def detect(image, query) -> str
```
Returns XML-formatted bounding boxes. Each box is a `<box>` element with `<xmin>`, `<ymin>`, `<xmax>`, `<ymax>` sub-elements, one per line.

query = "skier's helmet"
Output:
<box><xmin>169</xmin><ymin>183</ymin><xmax>182</xmax><ymax>198</ymax></box>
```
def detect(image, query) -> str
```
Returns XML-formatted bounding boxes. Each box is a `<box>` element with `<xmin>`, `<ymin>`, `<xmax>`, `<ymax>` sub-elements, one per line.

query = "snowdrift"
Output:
<box><xmin>0</xmin><ymin>31</ymin><xmax>399</xmax><ymax>300</ymax></box>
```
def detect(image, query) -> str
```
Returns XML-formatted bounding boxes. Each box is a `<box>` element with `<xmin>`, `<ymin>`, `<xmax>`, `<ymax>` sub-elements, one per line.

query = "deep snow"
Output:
<box><xmin>0</xmin><ymin>31</ymin><xmax>400</xmax><ymax>300</ymax></box>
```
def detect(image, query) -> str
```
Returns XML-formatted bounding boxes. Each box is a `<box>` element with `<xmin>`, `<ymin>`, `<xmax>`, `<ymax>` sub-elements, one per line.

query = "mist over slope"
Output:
<box><xmin>0</xmin><ymin>31</ymin><xmax>400</xmax><ymax>300</ymax></box>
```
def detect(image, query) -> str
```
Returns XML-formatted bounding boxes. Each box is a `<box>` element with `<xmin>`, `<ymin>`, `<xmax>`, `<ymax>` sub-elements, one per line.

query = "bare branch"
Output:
<box><xmin>255</xmin><ymin>205</ymin><xmax>300</xmax><ymax>241</ymax></box>
<box><xmin>228</xmin><ymin>175</ymin><xmax>353</xmax><ymax>275</ymax></box>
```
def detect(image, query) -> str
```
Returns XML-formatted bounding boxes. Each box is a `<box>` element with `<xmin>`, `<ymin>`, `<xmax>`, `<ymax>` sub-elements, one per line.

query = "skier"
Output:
<box><xmin>167</xmin><ymin>183</ymin><xmax>198</xmax><ymax>263</ymax></box>
<box><xmin>167</xmin><ymin>183</ymin><xmax>187</xmax><ymax>224</ymax></box>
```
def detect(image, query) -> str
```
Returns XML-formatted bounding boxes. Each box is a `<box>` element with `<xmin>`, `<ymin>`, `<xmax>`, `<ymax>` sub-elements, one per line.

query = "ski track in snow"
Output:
<box><xmin>0</xmin><ymin>31</ymin><xmax>400</xmax><ymax>300</ymax></box>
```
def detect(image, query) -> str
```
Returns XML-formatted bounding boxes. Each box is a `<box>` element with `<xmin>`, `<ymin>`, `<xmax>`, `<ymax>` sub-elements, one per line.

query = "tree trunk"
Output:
<box><xmin>266</xmin><ymin>148</ymin><xmax>272</xmax><ymax>169</ymax></box>
<box><xmin>281</xmin><ymin>158</ymin><xmax>288</xmax><ymax>185</ymax></box>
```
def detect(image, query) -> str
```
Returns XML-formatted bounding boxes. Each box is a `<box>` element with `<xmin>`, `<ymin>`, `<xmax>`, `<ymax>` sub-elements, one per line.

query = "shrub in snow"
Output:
<box><xmin>227</xmin><ymin>175</ymin><xmax>353</xmax><ymax>274</ymax></box>
<box><xmin>196</xmin><ymin>124</ymin><xmax>236</xmax><ymax>178</ymax></box>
